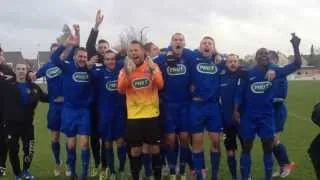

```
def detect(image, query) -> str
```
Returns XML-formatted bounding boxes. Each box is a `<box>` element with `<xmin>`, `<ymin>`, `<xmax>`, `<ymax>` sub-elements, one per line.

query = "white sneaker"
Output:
<box><xmin>65</xmin><ymin>167</ymin><xmax>72</xmax><ymax>177</ymax></box>
<box><xmin>53</xmin><ymin>162</ymin><xmax>62</xmax><ymax>176</ymax></box>
<box><xmin>0</xmin><ymin>167</ymin><xmax>6</xmax><ymax>176</ymax></box>
<box><xmin>280</xmin><ymin>162</ymin><xmax>296</xmax><ymax>178</ymax></box>
<box><xmin>162</xmin><ymin>165</ymin><xmax>170</xmax><ymax>177</ymax></box>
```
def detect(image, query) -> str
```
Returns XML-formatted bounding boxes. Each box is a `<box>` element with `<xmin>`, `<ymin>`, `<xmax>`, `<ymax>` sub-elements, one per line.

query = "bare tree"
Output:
<box><xmin>118</xmin><ymin>26</ymin><xmax>149</xmax><ymax>55</ymax></box>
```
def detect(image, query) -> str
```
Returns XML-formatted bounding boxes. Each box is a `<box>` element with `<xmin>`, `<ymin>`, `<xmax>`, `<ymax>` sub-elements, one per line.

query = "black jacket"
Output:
<box><xmin>0</xmin><ymin>63</ymin><xmax>15</xmax><ymax>128</ymax></box>
<box><xmin>86</xmin><ymin>28</ymin><xmax>104</xmax><ymax>62</ymax></box>
<box><xmin>1</xmin><ymin>79</ymin><xmax>49</xmax><ymax>132</ymax></box>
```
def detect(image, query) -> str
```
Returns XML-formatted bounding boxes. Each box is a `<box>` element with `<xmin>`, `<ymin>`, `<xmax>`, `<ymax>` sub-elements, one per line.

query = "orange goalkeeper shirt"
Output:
<box><xmin>118</xmin><ymin>61</ymin><xmax>164</xmax><ymax>119</ymax></box>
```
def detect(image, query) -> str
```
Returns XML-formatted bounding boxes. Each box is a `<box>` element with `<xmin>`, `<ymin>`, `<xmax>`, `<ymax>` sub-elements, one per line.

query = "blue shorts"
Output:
<box><xmin>189</xmin><ymin>102</ymin><xmax>222</xmax><ymax>134</ymax></box>
<box><xmin>47</xmin><ymin>103</ymin><xmax>63</xmax><ymax>131</ymax></box>
<box><xmin>61</xmin><ymin>107</ymin><xmax>91</xmax><ymax>137</ymax></box>
<box><xmin>98</xmin><ymin>108</ymin><xmax>125</xmax><ymax>141</ymax></box>
<box><xmin>163</xmin><ymin>102</ymin><xmax>189</xmax><ymax>134</ymax></box>
<box><xmin>273</xmin><ymin>103</ymin><xmax>288</xmax><ymax>133</ymax></box>
<box><xmin>239</xmin><ymin>112</ymin><xmax>275</xmax><ymax>140</ymax></box>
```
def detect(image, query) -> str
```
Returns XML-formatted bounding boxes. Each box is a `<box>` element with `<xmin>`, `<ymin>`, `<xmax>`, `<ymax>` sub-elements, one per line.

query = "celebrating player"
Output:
<box><xmin>86</xmin><ymin>9</ymin><xmax>108</xmax><ymax>177</ymax></box>
<box><xmin>29</xmin><ymin>43</ymin><xmax>74</xmax><ymax>177</ymax></box>
<box><xmin>90</xmin><ymin>50</ymin><xmax>127</xmax><ymax>180</ymax></box>
<box><xmin>189</xmin><ymin>36</ymin><xmax>223</xmax><ymax>180</ymax></box>
<box><xmin>219</xmin><ymin>54</ymin><xmax>244</xmax><ymax>180</ymax></box>
<box><xmin>234</xmin><ymin>34</ymin><xmax>302</xmax><ymax>180</ymax></box>
<box><xmin>154</xmin><ymin>33</ymin><xmax>193</xmax><ymax>180</ymax></box>
<box><xmin>118</xmin><ymin>40</ymin><xmax>164</xmax><ymax>180</ymax></box>
<box><xmin>51</xmin><ymin>30</ymin><xmax>93</xmax><ymax>179</ymax></box>
<box><xmin>268</xmin><ymin>50</ymin><xmax>296</xmax><ymax>178</ymax></box>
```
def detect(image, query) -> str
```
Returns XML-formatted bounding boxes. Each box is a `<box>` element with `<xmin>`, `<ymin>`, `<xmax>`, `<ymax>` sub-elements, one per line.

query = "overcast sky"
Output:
<box><xmin>1</xmin><ymin>0</ymin><xmax>319</xmax><ymax>58</ymax></box>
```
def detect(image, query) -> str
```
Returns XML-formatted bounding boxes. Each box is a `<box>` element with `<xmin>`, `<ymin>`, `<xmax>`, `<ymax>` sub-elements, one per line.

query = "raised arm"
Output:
<box><xmin>274</xmin><ymin>34</ymin><xmax>302</xmax><ymax>78</ymax></box>
<box><xmin>50</xmin><ymin>45</ymin><xmax>67</xmax><ymax>69</ymax></box>
<box><xmin>86</xmin><ymin>9</ymin><xmax>104</xmax><ymax>59</ymax></box>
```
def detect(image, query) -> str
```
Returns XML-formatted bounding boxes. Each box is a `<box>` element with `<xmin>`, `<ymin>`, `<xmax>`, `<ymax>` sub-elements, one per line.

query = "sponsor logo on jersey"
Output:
<box><xmin>132</xmin><ymin>78</ymin><xmax>151</xmax><ymax>89</ymax></box>
<box><xmin>46</xmin><ymin>67</ymin><xmax>62</xmax><ymax>78</ymax></box>
<box><xmin>72</xmin><ymin>72</ymin><xmax>89</xmax><ymax>83</ymax></box>
<box><xmin>196</xmin><ymin>63</ymin><xmax>217</xmax><ymax>74</ymax></box>
<box><xmin>250</xmin><ymin>81</ymin><xmax>272</xmax><ymax>94</ymax></box>
<box><xmin>166</xmin><ymin>64</ymin><xmax>186</xmax><ymax>75</ymax></box>
<box><xmin>106</xmin><ymin>80</ymin><xmax>117</xmax><ymax>91</ymax></box>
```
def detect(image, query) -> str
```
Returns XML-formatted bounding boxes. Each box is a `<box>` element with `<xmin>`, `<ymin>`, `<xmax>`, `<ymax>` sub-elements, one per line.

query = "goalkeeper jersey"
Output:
<box><xmin>118</xmin><ymin>61</ymin><xmax>163</xmax><ymax>119</ymax></box>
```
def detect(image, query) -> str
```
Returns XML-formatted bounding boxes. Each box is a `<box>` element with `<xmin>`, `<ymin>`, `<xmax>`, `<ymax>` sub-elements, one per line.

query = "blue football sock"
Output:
<box><xmin>264</xmin><ymin>153</ymin><xmax>273</xmax><ymax>180</ymax></box>
<box><xmin>273</xmin><ymin>143</ymin><xmax>290</xmax><ymax>167</ymax></box>
<box><xmin>160</xmin><ymin>146</ymin><xmax>166</xmax><ymax>166</ymax></box>
<box><xmin>51</xmin><ymin>141</ymin><xmax>61</xmax><ymax>165</ymax></box>
<box><xmin>142</xmin><ymin>153</ymin><xmax>152</xmax><ymax>177</ymax></box>
<box><xmin>117</xmin><ymin>146</ymin><xmax>127</xmax><ymax>172</ymax></box>
<box><xmin>192</xmin><ymin>152</ymin><xmax>205</xmax><ymax>180</ymax></box>
<box><xmin>227</xmin><ymin>155</ymin><xmax>237</xmax><ymax>179</ymax></box>
<box><xmin>210</xmin><ymin>152</ymin><xmax>220</xmax><ymax>180</ymax></box>
<box><xmin>67</xmin><ymin>148</ymin><xmax>76</xmax><ymax>176</ymax></box>
<box><xmin>81</xmin><ymin>149</ymin><xmax>90</xmax><ymax>177</ymax></box>
<box><xmin>187</xmin><ymin>147</ymin><xmax>193</xmax><ymax>170</ymax></box>
<box><xmin>240</xmin><ymin>153</ymin><xmax>251</xmax><ymax>180</ymax></box>
<box><xmin>167</xmin><ymin>145</ymin><xmax>178</xmax><ymax>174</ymax></box>
<box><xmin>106</xmin><ymin>147</ymin><xmax>115</xmax><ymax>173</ymax></box>
<box><xmin>179</xmin><ymin>145</ymin><xmax>189</xmax><ymax>175</ymax></box>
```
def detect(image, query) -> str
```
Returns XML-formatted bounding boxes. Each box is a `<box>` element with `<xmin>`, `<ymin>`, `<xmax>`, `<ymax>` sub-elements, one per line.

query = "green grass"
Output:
<box><xmin>2</xmin><ymin>81</ymin><xmax>320</xmax><ymax>179</ymax></box>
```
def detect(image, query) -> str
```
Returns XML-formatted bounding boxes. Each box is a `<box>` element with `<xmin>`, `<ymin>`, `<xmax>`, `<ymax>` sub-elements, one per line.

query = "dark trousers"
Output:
<box><xmin>90</xmin><ymin>106</ymin><xmax>107</xmax><ymax>168</ymax></box>
<box><xmin>308</xmin><ymin>133</ymin><xmax>320</xmax><ymax>180</ymax></box>
<box><xmin>7</xmin><ymin>125</ymin><xmax>34</xmax><ymax>176</ymax></box>
<box><xmin>0</xmin><ymin>125</ymin><xmax>8</xmax><ymax>168</ymax></box>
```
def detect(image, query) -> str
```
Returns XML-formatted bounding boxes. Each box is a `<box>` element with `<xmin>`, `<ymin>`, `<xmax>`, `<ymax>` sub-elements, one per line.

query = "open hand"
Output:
<box><xmin>95</xmin><ymin>9</ymin><xmax>104</xmax><ymax>27</ymax></box>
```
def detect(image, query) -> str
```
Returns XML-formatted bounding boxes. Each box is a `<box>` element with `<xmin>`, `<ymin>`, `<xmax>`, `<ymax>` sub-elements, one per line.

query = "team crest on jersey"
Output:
<box><xmin>250</xmin><ymin>81</ymin><xmax>272</xmax><ymax>94</ymax></box>
<box><xmin>132</xmin><ymin>78</ymin><xmax>151</xmax><ymax>89</ymax></box>
<box><xmin>46</xmin><ymin>67</ymin><xmax>62</xmax><ymax>78</ymax></box>
<box><xmin>166</xmin><ymin>64</ymin><xmax>186</xmax><ymax>76</ymax></box>
<box><xmin>196</xmin><ymin>63</ymin><xmax>217</xmax><ymax>74</ymax></box>
<box><xmin>26</xmin><ymin>88</ymin><xmax>31</xmax><ymax>94</ymax></box>
<box><xmin>106</xmin><ymin>80</ymin><xmax>117</xmax><ymax>91</ymax></box>
<box><xmin>72</xmin><ymin>72</ymin><xmax>89</xmax><ymax>82</ymax></box>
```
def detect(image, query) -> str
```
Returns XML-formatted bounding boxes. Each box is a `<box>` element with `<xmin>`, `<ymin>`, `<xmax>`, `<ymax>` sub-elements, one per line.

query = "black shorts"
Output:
<box><xmin>125</xmin><ymin>117</ymin><xmax>162</xmax><ymax>147</ymax></box>
<box><xmin>308</xmin><ymin>133</ymin><xmax>320</xmax><ymax>179</ymax></box>
<box><xmin>223</xmin><ymin>125</ymin><xmax>242</xmax><ymax>151</ymax></box>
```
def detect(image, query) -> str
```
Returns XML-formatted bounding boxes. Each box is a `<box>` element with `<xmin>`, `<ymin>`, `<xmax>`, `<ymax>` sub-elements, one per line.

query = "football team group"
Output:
<box><xmin>0</xmin><ymin>10</ymin><xmax>302</xmax><ymax>180</ymax></box>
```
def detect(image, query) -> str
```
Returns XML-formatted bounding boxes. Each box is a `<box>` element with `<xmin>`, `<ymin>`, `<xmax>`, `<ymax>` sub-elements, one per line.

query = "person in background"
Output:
<box><xmin>5</xmin><ymin>62</ymin><xmax>49</xmax><ymax>180</ymax></box>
